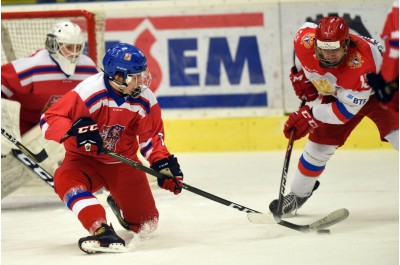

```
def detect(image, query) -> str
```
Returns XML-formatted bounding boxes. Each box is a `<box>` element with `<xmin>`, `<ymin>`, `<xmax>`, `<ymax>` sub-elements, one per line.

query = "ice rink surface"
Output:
<box><xmin>2</xmin><ymin>149</ymin><xmax>398</xmax><ymax>265</ymax></box>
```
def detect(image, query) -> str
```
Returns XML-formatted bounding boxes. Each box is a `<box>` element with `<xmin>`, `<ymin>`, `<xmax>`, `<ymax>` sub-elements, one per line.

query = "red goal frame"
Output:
<box><xmin>1</xmin><ymin>10</ymin><xmax>98</xmax><ymax>64</ymax></box>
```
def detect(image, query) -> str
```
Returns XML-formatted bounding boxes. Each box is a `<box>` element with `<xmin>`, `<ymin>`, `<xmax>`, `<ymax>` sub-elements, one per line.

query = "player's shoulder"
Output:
<box><xmin>11</xmin><ymin>49</ymin><xmax>54</xmax><ymax>71</ymax></box>
<box><xmin>73</xmin><ymin>72</ymin><xmax>105</xmax><ymax>99</ymax></box>
<box><xmin>294</xmin><ymin>22</ymin><xmax>317</xmax><ymax>51</ymax></box>
<box><xmin>350</xmin><ymin>34</ymin><xmax>382</xmax><ymax>52</ymax></box>
<box><xmin>346</xmin><ymin>34</ymin><xmax>382</xmax><ymax>73</ymax></box>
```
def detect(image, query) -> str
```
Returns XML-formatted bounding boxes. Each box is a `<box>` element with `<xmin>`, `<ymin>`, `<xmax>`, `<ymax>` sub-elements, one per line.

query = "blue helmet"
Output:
<box><xmin>102</xmin><ymin>43</ymin><xmax>147</xmax><ymax>79</ymax></box>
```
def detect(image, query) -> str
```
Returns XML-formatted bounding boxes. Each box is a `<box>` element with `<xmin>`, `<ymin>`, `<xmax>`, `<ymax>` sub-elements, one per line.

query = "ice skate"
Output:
<box><xmin>78</xmin><ymin>223</ymin><xmax>126</xmax><ymax>254</ymax></box>
<box><xmin>269</xmin><ymin>181</ymin><xmax>320</xmax><ymax>216</ymax></box>
<box><xmin>107</xmin><ymin>195</ymin><xmax>131</xmax><ymax>231</ymax></box>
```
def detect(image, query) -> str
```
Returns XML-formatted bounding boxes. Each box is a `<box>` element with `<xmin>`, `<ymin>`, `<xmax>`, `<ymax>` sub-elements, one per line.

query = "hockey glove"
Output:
<box><xmin>366</xmin><ymin>73</ymin><xmax>398</xmax><ymax>103</ymax></box>
<box><xmin>151</xmin><ymin>155</ymin><xmax>184</xmax><ymax>195</ymax></box>
<box><xmin>67</xmin><ymin>117</ymin><xmax>103</xmax><ymax>154</ymax></box>
<box><xmin>284</xmin><ymin>105</ymin><xmax>320</xmax><ymax>140</ymax></box>
<box><xmin>290</xmin><ymin>66</ymin><xmax>319</xmax><ymax>102</ymax></box>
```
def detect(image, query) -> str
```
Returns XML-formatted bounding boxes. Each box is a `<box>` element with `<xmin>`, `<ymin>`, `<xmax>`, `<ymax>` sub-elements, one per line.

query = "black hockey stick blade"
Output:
<box><xmin>11</xmin><ymin>149</ymin><xmax>54</xmax><ymax>188</ymax></box>
<box><xmin>1</xmin><ymin>128</ymin><xmax>48</xmax><ymax>163</ymax></box>
<box><xmin>17</xmin><ymin>145</ymin><xmax>48</xmax><ymax>163</ymax></box>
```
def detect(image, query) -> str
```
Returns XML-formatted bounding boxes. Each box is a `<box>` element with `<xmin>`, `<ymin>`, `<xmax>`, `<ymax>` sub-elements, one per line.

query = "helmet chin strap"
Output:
<box><xmin>110</xmin><ymin>80</ymin><xmax>128</xmax><ymax>92</ymax></box>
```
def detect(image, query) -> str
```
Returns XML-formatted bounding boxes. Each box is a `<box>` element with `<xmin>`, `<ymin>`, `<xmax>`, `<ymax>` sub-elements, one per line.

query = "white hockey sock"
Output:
<box><xmin>291</xmin><ymin>141</ymin><xmax>338</xmax><ymax>197</ymax></box>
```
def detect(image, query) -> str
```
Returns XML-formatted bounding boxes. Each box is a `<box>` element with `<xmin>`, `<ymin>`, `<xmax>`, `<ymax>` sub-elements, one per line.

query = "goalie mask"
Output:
<box><xmin>102</xmin><ymin>43</ymin><xmax>152</xmax><ymax>98</ymax></box>
<box><xmin>46</xmin><ymin>21</ymin><xmax>85</xmax><ymax>76</ymax></box>
<box><xmin>314</xmin><ymin>17</ymin><xmax>350</xmax><ymax>68</ymax></box>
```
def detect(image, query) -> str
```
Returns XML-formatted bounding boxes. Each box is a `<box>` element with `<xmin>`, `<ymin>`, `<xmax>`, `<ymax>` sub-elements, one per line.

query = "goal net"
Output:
<box><xmin>1</xmin><ymin>9</ymin><xmax>106</xmax><ymax>67</ymax></box>
<box><xmin>1</xmin><ymin>10</ymin><xmax>108</xmax><ymax>198</ymax></box>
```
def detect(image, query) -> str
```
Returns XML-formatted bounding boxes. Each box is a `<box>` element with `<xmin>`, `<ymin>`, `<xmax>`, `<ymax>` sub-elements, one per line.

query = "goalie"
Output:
<box><xmin>1</xmin><ymin>21</ymin><xmax>98</xmax><ymax>198</ymax></box>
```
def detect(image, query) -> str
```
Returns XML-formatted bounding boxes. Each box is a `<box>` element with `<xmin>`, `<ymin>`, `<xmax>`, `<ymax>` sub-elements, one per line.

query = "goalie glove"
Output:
<box><xmin>290</xmin><ymin>66</ymin><xmax>319</xmax><ymax>102</ymax></box>
<box><xmin>151</xmin><ymin>155</ymin><xmax>184</xmax><ymax>195</ymax></box>
<box><xmin>284</xmin><ymin>105</ymin><xmax>320</xmax><ymax>140</ymax></box>
<box><xmin>67</xmin><ymin>117</ymin><xmax>103</xmax><ymax>154</ymax></box>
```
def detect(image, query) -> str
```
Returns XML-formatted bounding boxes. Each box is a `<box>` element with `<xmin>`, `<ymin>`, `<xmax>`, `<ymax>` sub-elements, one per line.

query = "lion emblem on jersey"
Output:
<box><xmin>346</xmin><ymin>51</ymin><xmax>363</xmax><ymax>69</ymax></box>
<box><xmin>301</xmin><ymin>33</ymin><xmax>315</xmax><ymax>49</ymax></box>
<box><xmin>101</xmin><ymin>124</ymin><xmax>125</xmax><ymax>151</ymax></box>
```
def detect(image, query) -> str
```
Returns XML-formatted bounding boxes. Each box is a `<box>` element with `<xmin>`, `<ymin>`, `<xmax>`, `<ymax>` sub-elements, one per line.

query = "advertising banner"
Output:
<box><xmin>104</xmin><ymin>3</ymin><xmax>283</xmax><ymax>110</ymax></box>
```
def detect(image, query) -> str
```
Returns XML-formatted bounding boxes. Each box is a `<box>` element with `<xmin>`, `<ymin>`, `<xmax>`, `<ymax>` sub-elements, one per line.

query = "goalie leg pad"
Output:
<box><xmin>1</xmin><ymin>154</ymin><xmax>35</xmax><ymax>198</ymax></box>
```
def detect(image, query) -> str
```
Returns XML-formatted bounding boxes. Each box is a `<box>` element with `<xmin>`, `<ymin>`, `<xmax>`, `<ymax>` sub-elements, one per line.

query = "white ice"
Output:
<box><xmin>2</xmin><ymin>149</ymin><xmax>398</xmax><ymax>265</ymax></box>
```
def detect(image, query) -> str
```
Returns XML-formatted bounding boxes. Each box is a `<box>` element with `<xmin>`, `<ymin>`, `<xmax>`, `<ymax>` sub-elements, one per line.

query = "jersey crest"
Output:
<box><xmin>301</xmin><ymin>33</ymin><xmax>315</xmax><ymax>49</ymax></box>
<box><xmin>311</xmin><ymin>77</ymin><xmax>336</xmax><ymax>94</ymax></box>
<box><xmin>346</xmin><ymin>51</ymin><xmax>364</xmax><ymax>69</ymax></box>
<box><xmin>101</xmin><ymin>124</ymin><xmax>125</xmax><ymax>151</ymax></box>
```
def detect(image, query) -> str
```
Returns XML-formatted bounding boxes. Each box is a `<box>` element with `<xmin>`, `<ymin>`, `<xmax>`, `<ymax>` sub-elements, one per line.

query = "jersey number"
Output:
<box><xmin>158</xmin><ymin>132</ymin><xmax>165</xmax><ymax>146</ymax></box>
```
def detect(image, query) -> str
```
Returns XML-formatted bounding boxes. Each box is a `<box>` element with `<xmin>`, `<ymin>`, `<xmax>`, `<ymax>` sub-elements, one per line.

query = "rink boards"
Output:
<box><xmin>163</xmin><ymin>115</ymin><xmax>392</xmax><ymax>152</ymax></box>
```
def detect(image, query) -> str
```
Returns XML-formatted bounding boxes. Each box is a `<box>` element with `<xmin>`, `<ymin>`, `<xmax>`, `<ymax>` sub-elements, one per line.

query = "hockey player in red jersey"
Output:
<box><xmin>1</xmin><ymin>21</ymin><xmax>98</xmax><ymax>199</ymax></box>
<box><xmin>40</xmin><ymin>43</ymin><xmax>184</xmax><ymax>254</ymax></box>
<box><xmin>1</xmin><ymin>21</ymin><xmax>98</xmax><ymax>135</ymax></box>
<box><xmin>269</xmin><ymin>17</ymin><xmax>399</xmax><ymax>216</ymax></box>
<box><xmin>367</xmin><ymin>0</ymin><xmax>399</xmax><ymax>112</ymax></box>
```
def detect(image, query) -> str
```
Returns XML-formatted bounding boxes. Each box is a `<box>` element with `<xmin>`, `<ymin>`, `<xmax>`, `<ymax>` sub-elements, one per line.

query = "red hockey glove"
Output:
<box><xmin>67</xmin><ymin>117</ymin><xmax>103</xmax><ymax>154</ymax></box>
<box><xmin>151</xmin><ymin>155</ymin><xmax>184</xmax><ymax>195</ymax></box>
<box><xmin>289</xmin><ymin>66</ymin><xmax>319</xmax><ymax>102</ymax></box>
<box><xmin>284</xmin><ymin>105</ymin><xmax>320</xmax><ymax>140</ymax></box>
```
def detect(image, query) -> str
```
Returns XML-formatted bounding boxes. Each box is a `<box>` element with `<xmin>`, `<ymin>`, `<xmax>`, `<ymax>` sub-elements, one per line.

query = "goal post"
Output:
<box><xmin>1</xmin><ymin>9</ymin><xmax>105</xmax><ymax>66</ymax></box>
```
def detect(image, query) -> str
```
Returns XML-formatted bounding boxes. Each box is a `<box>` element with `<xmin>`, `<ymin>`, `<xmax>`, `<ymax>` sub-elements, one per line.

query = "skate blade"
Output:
<box><xmin>80</xmin><ymin>240</ymin><xmax>127</xmax><ymax>254</ymax></box>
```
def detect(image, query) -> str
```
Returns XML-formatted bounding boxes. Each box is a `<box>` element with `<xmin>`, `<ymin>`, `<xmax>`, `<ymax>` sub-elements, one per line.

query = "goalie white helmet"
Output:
<box><xmin>45</xmin><ymin>21</ymin><xmax>85</xmax><ymax>76</ymax></box>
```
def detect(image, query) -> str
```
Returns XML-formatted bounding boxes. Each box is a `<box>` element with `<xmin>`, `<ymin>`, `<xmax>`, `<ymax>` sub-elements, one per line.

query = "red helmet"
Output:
<box><xmin>315</xmin><ymin>17</ymin><xmax>350</xmax><ymax>67</ymax></box>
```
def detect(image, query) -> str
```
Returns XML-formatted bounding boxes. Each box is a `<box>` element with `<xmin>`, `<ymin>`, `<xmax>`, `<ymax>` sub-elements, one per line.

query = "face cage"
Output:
<box><xmin>314</xmin><ymin>39</ymin><xmax>350</xmax><ymax>68</ymax></box>
<box><xmin>58</xmin><ymin>42</ymin><xmax>84</xmax><ymax>64</ymax></box>
<box><xmin>112</xmin><ymin>68</ymin><xmax>152</xmax><ymax>98</ymax></box>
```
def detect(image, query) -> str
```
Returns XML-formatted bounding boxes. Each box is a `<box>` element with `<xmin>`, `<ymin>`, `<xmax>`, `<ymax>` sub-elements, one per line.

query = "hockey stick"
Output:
<box><xmin>1</xmin><ymin>128</ymin><xmax>48</xmax><ymax>163</ymax></box>
<box><xmin>102</xmin><ymin>148</ymin><xmax>349</xmax><ymax>232</ymax></box>
<box><xmin>248</xmin><ymin>99</ymin><xmax>349</xmax><ymax>231</ymax></box>
<box><xmin>247</xmin><ymin>208</ymin><xmax>349</xmax><ymax>231</ymax></box>
<box><xmin>101</xmin><ymin>148</ymin><xmax>259</xmax><ymax>213</ymax></box>
<box><xmin>10</xmin><ymin>149</ymin><xmax>54</xmax><ymax>188</ymax></box>
<box><xmin>274</xmin><ymin>99</ymin><xmax>307</xmax><ymax>222</ymax></box>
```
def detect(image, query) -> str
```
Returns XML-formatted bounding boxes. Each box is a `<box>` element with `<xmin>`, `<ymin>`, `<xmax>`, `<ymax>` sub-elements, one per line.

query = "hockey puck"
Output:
<box><xmin>317</xmin><ymin>229</ymin><xmax>331</xmax><ymax>235</ymax></box>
